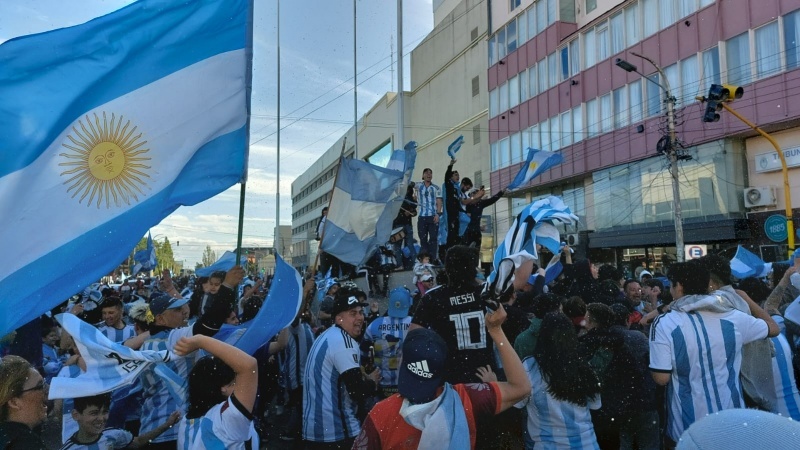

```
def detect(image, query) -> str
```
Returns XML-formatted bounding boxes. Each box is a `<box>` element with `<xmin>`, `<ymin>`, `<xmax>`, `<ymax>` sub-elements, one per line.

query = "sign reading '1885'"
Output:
<box><xmin>755</xmin><ymin>147</ymin><xmax>800</xmax><ymax>173</ymax></box>
<box><xmin>765</xmin><ymin>214</ymin><xmax>788</xmax><ymax>242</ymax></box>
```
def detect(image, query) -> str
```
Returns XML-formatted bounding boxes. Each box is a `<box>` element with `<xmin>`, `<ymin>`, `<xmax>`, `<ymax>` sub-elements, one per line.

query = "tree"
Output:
<box><xmin>156</xmin><ymin>237</ymin><xmax>176</xmax><ymax>274</ymax></box>
<box><xmin>202</xmin><ymin>245</ymin><xmax>217</xmax><ymax>267</ymax></box>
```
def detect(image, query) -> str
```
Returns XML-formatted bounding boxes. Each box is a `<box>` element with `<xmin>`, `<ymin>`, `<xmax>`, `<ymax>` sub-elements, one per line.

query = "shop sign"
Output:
<box><xmin>764</xmin><ymin>214</ymin><xmax>788</xmax><ymax>242</ymax></box>
<box><xmin>754</xmin><ymin>147</ymin><xmax>800</xmax><ymax>173</ymax></box>
<box><xmin>684</xmin><ymin>244</ymin><xmax>707</xmax><ymax>260</ymax></box>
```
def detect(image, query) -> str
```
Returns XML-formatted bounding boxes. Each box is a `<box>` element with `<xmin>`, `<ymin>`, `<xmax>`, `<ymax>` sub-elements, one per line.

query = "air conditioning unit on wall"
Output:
<box><xmin>565</xmin><ymin>233</ymin><xmax>580</xmax><ymax>247</ymax></box>
<box><xmin>743</xmin><ymin>186</ymin><xmax>777</xmax><ymax>208</ymax></box>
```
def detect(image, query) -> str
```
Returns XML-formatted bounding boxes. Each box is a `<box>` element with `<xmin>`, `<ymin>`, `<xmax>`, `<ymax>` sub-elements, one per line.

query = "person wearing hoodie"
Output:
<box><xmin>514</xmin><ymin>293</ymin><xmax>563</xmax><ymax>360</ymax></box>
<box><xmin>649</xmin><ymin>261</ymin><xmax>779</xmax><ymax>447</ymax></box>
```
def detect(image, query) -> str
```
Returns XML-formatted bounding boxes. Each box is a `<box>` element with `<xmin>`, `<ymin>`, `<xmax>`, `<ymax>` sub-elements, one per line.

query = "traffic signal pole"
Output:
<box><xmin>718</xmin><ymin>103</ymin><xmax>795</xmax><ymax>258</ymax></box>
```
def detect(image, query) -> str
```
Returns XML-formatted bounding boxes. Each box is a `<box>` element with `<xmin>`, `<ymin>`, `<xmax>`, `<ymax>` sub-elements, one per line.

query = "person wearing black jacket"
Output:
<box><xmin>461</xmin><ymin>187</ymin><xmax>505</xmax><ymax>248</ymax></box>
<box><xmin>442</xmin><ymin>159</ymin><xmax>483</xmax><ymax>260</ymax></box>
<box><xmin>391</xmin><ymin>184</ymin><xmax>417</xmax><ymax>270</ymax></box>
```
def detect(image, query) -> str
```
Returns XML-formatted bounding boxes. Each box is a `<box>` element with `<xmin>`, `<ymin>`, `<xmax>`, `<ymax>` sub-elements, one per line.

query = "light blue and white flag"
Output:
<box><xmin>0</xmin><ymin>0</ymin><xmax>252</xmax><ymax>338</ymax></box>
<box><xmin>321</xmin><ymin>149</ymin><xmax>416</xmax><ymax>266</ymax></box>
<box><xmin>213</xmin><ymin>255</ymin><xmax>303</xmax><ymax>355</ymax></box>
<box><xmin>488</xmin><ymin>196</ymin><xmax>578</xmax><ymax>286</ymax></box>
<box><xmin>446</xmin><ymin>135</ymin><xmax>464</xmax><ymax>160</ymax></box>
<box><xmin>49</xmin><ymin>313</ymin><xmax>171</xmax><ymax>399</ymax></box>
<box><xmin>730</xmin><ymin>245</ymin><xmax>772</xmax><ymax>279</ymax></box>
<box><xmin>195</xmin><ymin>251</ymin><xmax>247</xmax><ymax>277</ymax></box>
<box><xmin>506</xmin><ymin>148</ymin><xmax>563</xmax><ymax>191</ymax></box>
<box><xmin>132</xmin><ymin>232</ymin><xmax>158</xmax><ymax>274</ymax></box>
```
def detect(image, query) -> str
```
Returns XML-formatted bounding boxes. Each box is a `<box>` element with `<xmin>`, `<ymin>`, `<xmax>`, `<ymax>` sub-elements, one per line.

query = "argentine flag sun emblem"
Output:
<box><xmin>59</xmin><ymin>112</ymin><xmax>151</xmax><ymax>208</ymax></box>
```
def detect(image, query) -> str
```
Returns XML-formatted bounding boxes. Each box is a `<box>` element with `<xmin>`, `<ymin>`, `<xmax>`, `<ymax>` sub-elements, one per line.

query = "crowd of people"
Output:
<box><xmin>3</xmin><ymin>232</ymin><xmax>800</xmax><ymax>449</ymax></box>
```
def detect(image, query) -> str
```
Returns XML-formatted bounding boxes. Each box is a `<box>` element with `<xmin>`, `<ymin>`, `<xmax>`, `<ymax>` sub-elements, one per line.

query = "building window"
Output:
<box><xmin>597</xmin><ymin>25</ymin><xmax>609</xmax><ymax>62</ymax></box>
<box><xmin>569</xmin><ymin>39</ymin><xmax>581</xmax><ymax>76</ymax></box>
<box><xmin>561</xmin><ymin>111</ymin><xmax>573</xmax><ymax>147</ymax></box>
<box><xmin>497</xmin><ymin>28</ymin><xmax>507</xmax><ymax>60</ymax></box>
<box><xmin>625</xmin><ymin>4</ymin><xmax>640</xmax><ymax>47</ymax></box>
<box><xmin>785</xmin><ymin>10</ymin><xmax>800</xmax><ymax>70</ymax></box>
<box><xmin>584</xmin><ymin>28</ymin><xmax>596</xmax><ymax>68</ymax></box>
<box><xmin>550</xmin><ymin>115</ymin><xmax>560</xmax><ymax>150</ymax></box>
<box><xmin>518</xmin><ymin>10</ymin><xmax>528</xmax><ymax>43</ymax></box>
<box><xmin>659</xmin><ymin>0</ymin><xmax>676</xmax><ymax>30</ymax></box>
<box><xmin>548</xmin><ymin>53</ymin><xmax>559</xmax><ymax>86</ymax></box>
<box><xmin>499</xmin><ymin>82</ymin><xmax>509</xmax><ymax>112</ymax></box>
<box><xmin>726</xmin><ymin>31</ymin><xmax>751</xmax><ymax>85</ymax></box>
<box><xmin>586</xmin><ymin>0</ymin><xmax>597</xmax><ymax>13</ymax></box>
<box><xmin>642</xmin><ymin>0</ymin><xmax>658</xmax><ymax>38</ymax></box>
<box><xmin>702</xmin><ymin>46</ymin><xmax>721</xmax><ymax>86</ymax></box>
<box><xmin>610</xmin><ymin>13</ymin><xmax>624</xmax><ymax>55</ymax></box>
<box><xmin>489</xmin><ymin>88</ymin><xmax>498</xmax><ymax>117</ymax></box>
<box><xmin>679</xmin><ymin>55</ymin><xmax>699</xmax><ymax>105</ymax></box>
<box><xmin>527</xmin><ymin>5</ymin><xmax>537</xmax><ymax>40</ymax></box>
<box><xmin>488</xmin><ymin>35</ymin><xmax>496</xmax><ymax>65</ymax></box>
<box><xmin>491</xmin><ymin>142</ymin><xmax>499</xmax><ymax>170</ymax></box>
<box><xmin>528</xmin><ymin>65</ymin><xmax>538</xmax><ymax>98</ymax></box>
<box><xmin>586</xmin><ymin>98</ymin><xmax>599</xmax><ymax>138</ymax></box>
<box><xmin>600</xmin><ymin>93</ymin><xmax>612</xmax><ymax>132</ymax></box>
<box><xmin>510</xmin><ymin>132</ymin><xmax>522</xmax><ymax>164</ymax></box>
<box><xmin>520</xmin><ymin>69</ymin><xmax>528</xmax><ymax>100</ymax></box>
<box><xmin>507</xmin><ymin>18</ymin><xmax>518</xmax><ymax>54</ymax></box>
<box><xmin>646</xmin><ymin>73</ymin><xmax>662</xmax><ymax>117</ymax></box>
<box><xmin>538</xmin><ymin>58</ymin><xmax>548</xmax><ymax>93</ymax></box>
<box><xmin>473</xmin><ymin>124</ymin><xmax>481</xmax><ymax>145</ymax></box>
<box><xmin>500</xmin><ymin>138</ymin><xmax>511</xmax><ymax>168</ymax></box>
<box><xmin>472</xmin><ymin>76</ymin><xmax>480</xmax><ymax>97</ymax></box>
<box><xmin>510</xmin><ymin>0</ymin><xmax>522</xmax><ymax>11</ymax></box>
<box><xmin>572</xmin><ymin>104</ymin><xmax>583</xmax><ymax>143</ymax></box>
<box><xmin>755</xmin><ymin>21</ymin><xmax>781</xmax><ymax>79</ymax></box>
<box><xmin>537</xmin><ymin>0</ymin><xmax>547</xmax><ymax>33</ymax></box>
<box><xmin>613</xmin><ymin>86</ymin><xmax>628</xmax><ymax>129</ymax></box>
<box><xmin>509</xmin><ymin>75</ymin><xmax>520</xmax><ymax>108</ymax></box>
<box><xmin>630</xmin><ymin>79</ymin><xmax>643</xmax><ymax>123</ymax></box>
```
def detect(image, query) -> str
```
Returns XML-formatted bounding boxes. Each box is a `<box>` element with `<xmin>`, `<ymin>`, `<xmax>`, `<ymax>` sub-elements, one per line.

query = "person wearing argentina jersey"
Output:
<box><xmin>303</xmin><ymin>287</ymin><xmax>381</xmax><ymax>449</ymax></box>
<box><xmin>649</xmin><ymin>261</ymin><xmax>779</xmax><ymax>447</ymax></box>
<box><xmin>96</xmin><ymin>297</ymin><xmax>136</xmax><ymax>344</ymax></box>
<box><xmin>174</xmin><ymin>334</ymin><xmax>258</xmax><ymax>450</ymax></box>
<box><xmin>139</xmin><ymin>266</ymin><xmax>244</xmax><ymax>450</ymax></box>
<box><xmin>361</xmin><ymin>287</ymin><xmax>413</xmax><ymax>398</ymax></box>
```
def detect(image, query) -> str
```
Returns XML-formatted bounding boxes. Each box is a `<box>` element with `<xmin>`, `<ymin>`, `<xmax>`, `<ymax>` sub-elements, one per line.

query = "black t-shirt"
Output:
<box><xmin>411</xmin><ymin>284</ymin><xmax>496</xmax><ymax>384</ymax></box>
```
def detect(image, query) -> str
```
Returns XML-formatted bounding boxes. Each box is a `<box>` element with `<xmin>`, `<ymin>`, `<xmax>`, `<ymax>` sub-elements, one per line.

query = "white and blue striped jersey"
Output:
<box><xmin>650</xmin><ymin>309</ymin><xmax>769</xmax><ymax>441</ymax></box>
<box><xmin>177</xmin><ymin>395</ymin><xmax>257</xmax><ymax>450</ymax></box>
<box><xmin>416</xmin><ymin>182</ymin><xmax>441</xmax><ymax>217</ymax></box>
<box><xmin>302</xmin><ymin>325</ymin><xmax>362</xmax><ymax>442</ymax></box>
<box><xmin>139</xmin><ymin>326</ymin><xmax>197</xmax><ymax>443</ymax></box>
<box><xmin>771</xmin><ymin>333</ymin><xmax>800</xmax><ymax>420</ymax></box>
<box><xmin>96</xmin><ymin>324</ymin><xmax>136</xmax><ymax>343</ymax></box>
<box><xmin>57</xmin><ymin>364</ymin><xmax>83</xmax><ymax>444</ymax></box>
<box><xmin>517</xmin><ymin>357</ymin><xmax>600</xmax><ymax>450</ymax></box>
<box><xmin>363</xmin><ymin>316</ymin><xmax>411</xmax><ymax>388</ymax></box>
<box><xmin>59</xmin><ymin>427</ymin><xmax>132</xmax><ymax>450</ymax></box>
<box><xmin>281</xmin><ymin>322</ymin><xmax>315</xmax><ymax>391</ymax></box>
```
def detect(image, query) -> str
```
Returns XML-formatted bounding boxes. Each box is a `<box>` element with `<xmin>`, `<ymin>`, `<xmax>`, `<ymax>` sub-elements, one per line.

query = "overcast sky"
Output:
<box><xmin>0</xmin><ymin>0</ymin><xmax>433</xmax><ymax>267</ymax></box>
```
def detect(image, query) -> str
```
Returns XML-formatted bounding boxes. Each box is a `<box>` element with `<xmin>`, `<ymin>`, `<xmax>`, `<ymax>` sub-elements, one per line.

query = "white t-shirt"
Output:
<box><xmin>650</xmin><ymin>309</ymin><xmax>768</xmax><ymax>440</ymax></box>
<box><xmin>59</xmin><ymin>428</ymin><xmax>132</xmax><ymax>450</ymax></box>
<box><xmin>177</xmin><ymin>395</ymin><xmax>257</xmax><ymax>450</ymax></box>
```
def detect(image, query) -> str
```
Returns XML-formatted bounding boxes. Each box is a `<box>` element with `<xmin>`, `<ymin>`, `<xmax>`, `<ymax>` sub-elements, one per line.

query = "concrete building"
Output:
<box><xmin>487</xmin><ymin>0</ymin><xmax>800</xmax><ymax>273</ymax></box>
<box><xmin>291</xmin><ymin>0</ymin><xmax>494</xmax><ymax>268</ymax></box>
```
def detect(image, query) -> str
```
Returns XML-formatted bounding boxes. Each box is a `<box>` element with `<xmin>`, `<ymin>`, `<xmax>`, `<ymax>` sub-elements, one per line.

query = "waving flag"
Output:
<box><xmin>730</xmin><ymin>245</ymin><xmax>772</xmax><ymax>279</ymax></box>
<box><xmin>447</xmin><ymin>135</ymin><xmax>464</xmax><ymax>160</ymax></box>
<box><xmin>487</xmin><ymin>196</ymin><xmax>578</xmax><ymax>289</ymax></box>
<box><xmin>132</xmin><ymin>232</ymin><xmax>157</xmax><ymax>274</ymax></box>
<box><xmin>213</xmin><ymin>255</ymin><xmax>303</xmax><ymax>355</ymax></box>
<box><xmin>0</xmin><ymin>0</ymin><xmax>253</xmax><ymax>338</ymax></box>
<box><xmin>49</xmin><ymin>313</ymin><xmax>171</xmax><ymax>399</ymax></box>
<box><xmin>506</xmin><ymin>148</ymin><xmax>563</xmax><ymax>190</ymax></box>
<box><xmin>321</xmin><ymin>148</ymin><xmax>416</xmax><ymax>266</ymax></box>
<box><xmin>195</xmin><ymin>251</ymin><xmax>247</xmax><ymax>277</ymax></box>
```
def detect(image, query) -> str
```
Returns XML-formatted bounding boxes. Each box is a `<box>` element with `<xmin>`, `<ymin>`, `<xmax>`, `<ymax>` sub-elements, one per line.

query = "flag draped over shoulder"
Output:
<box><xmin>132</xmin><ymin>232</ymin><xmax>157</xmax><ymax>274</ymax></box>
<box><xmin>321</xmin><ymin>147</ymin><xmax>416</xmax><ymax>266</ymax></box>
<box><xmin>195</xmin><ymin>251</ymin><xmax>247</xmax><ymax>277</ymax></box>
<box><xmin>213</xmin><ymin>255</ymin><xmax>303</xmax><ymax>355</ymax></box>
<box><xmin>486</xmin><ymin>196</ymin><xmax>578</xmax><ymax>296</ymax></box>
<box><xmin>49</xmin><ymin>313</ymin><xmax>171</xmax><ymax>399</ymax></box>
<box><xmin>0</xmin><ymin>0</ymin><xmax>252</xmax><ymax>337</ymax></box>
<box><xmin>506</xmin><ymin>148</ymin><xmax>563</xmax><ymax>191</ymax></box>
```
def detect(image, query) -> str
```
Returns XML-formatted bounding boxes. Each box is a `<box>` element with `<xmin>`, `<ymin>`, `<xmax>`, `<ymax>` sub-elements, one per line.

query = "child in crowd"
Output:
<box><xmin>412</xmin><ymin>251</ymin><xmax>436</xmax><ymax>295</ymax></box>
<box><xmin>59</xmin><ymin>393</ymin><xmax>179</xmax><ymax>449</ymax></box>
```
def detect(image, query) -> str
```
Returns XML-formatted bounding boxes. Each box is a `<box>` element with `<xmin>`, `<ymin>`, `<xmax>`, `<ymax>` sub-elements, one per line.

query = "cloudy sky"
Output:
<box><xmin>0</xmin><ymin>0</ymin><xmax>433</xmax><ymax>267</ymax></box>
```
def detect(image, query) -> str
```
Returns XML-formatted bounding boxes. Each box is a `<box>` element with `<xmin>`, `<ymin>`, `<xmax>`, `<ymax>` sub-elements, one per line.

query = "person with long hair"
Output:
<box><xmin>568</xmin><ymin>259</ymin><xmax>603</xmax><ymax>305</ymax></box>
<box><xmin>0</xmin><ymin>355</ymin><xmax>49</xmax><ymax>449</ymax></box>
<box><xmin>518</xmin><ymin>312</ymin><xmax>601</xmax><ymax>449</ymax></box>
<box><xmin>175</xmin><ymin>334</ymin><xmax>258</xmax><ymax>449</ymax></box>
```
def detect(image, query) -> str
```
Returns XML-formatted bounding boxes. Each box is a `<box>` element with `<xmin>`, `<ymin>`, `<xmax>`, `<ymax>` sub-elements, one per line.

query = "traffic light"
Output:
<box><xmin>721</xmin><ymin>84</ymin><xmax>743</xmax><ymax>102</ymax></box>
<box><xmin>703</xmin><ymin>84</ymin><xmax>726</xmax><ymax>122</ymax></box>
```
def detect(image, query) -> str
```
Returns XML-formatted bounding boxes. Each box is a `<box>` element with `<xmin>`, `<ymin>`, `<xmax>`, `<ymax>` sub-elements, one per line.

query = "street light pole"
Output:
<box><xmin>616</xmin><ymin>53</ymin><xmax>684</xmax><ymax>262</ymax></box>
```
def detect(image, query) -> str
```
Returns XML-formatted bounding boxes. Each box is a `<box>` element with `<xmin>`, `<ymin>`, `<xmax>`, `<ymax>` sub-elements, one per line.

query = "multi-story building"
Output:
<box><xmin>291</xmin><ymin>0</ymin><xmax>493</xmax><ymax>267</ymax></box>
<box><xmin>488</xmin><ymin>0</ymin><xmax>800</xmax><ymax>272</ymax></box>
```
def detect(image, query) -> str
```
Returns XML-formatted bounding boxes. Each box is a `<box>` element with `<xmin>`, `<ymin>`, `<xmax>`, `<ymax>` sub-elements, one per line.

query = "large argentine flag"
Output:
<box><xmin>506</xmin><ymin>148</ymin><xmax>563</xmax><ymax>190</ymax></box>
<box><xmin>0</xmin><ymin>0</ymin><xmax>252</xmax><ymax>337</ymax></box>
<box><xmin>321</xmin><ymin>150</ymin><xmax>416</xmax><ymax>266</ymax></box>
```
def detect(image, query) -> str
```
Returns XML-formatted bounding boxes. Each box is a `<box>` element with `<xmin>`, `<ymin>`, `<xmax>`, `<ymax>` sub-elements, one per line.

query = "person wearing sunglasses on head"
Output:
<box><xmin>0</xmin><ymin>355</ymin><xmax>49</xmax><ymax>449</ymax></box>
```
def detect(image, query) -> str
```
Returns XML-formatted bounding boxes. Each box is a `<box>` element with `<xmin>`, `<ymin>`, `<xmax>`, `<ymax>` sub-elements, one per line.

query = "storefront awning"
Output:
<box><xmin>587</xmin><ymin>218</ymin><xmax>751</xmax><ymax>248</ymax></box>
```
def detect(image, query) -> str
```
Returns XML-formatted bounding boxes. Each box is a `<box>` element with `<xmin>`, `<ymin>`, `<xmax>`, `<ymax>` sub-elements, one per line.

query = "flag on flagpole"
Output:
<box><xmin>321</xmin><ymin>149</ymin><xmax>416</xmax><ymax>266</ymax></box>
<box><xmin>446</xmin><ymin>135</ymin><xmax>464</xmax><ymax>160</ymax></box>
<box><xmin>212</xmin><ymin>255</ymin><xmax>303</xmax><ymax>355</ymax></box>
<box><xmin>0</xmin><ymin>0</ymin><xmax>253</xmax><ymax>338</ymax></box>
<box><xmin>195</xmin><ymin>251</ymin><xmax>247</xmax><ymax>277</ymax></box>
<box><xmin>49</xmin><ymin>313</ymin><xmax>171</xmax><ymax>399</ymax></box>
<box><xmin>506</xmin><ymin>148</ymin><xmax>563</xmax><ymax>190</ymax></box>
<box><xmin>132</xmin><ymin>232</ymin><xmax>158</xmax><ymax>274</ymax></box>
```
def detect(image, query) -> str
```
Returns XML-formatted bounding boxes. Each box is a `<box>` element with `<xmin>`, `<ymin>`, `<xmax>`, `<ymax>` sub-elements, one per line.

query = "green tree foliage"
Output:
<box><xmin>202</xmin><ymin>245</ymin><xmax>217</xmax><ymax>267</ymax></box>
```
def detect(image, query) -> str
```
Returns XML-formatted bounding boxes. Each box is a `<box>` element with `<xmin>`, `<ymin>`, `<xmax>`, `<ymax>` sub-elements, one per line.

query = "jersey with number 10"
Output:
<box><xmin>411</xmin><ymin>284</ymin><xmax>496</xmax><ymax>384</ymax></box>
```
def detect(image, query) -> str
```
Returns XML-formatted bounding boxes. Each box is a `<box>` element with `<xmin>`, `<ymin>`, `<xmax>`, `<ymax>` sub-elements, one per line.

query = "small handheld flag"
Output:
<box><xmin>506</xmin><ymin>148</ymin><xmax>563</xmax><ymax>191</ymax></box>
<box><xmin>447</xmin><ymin>135</ymin><xmax>464</xmax><ymax>160</ymax></box>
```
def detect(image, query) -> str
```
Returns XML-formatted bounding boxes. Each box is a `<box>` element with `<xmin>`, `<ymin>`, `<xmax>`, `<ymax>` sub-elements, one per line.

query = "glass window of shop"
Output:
<box><xmin>592</xmin><ymin>139</ymin><xmax>746</xmax><ymax>231</ymax></box>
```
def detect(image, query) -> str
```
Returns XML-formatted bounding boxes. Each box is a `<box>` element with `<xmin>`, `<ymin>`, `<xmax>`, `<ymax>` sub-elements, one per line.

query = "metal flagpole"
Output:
<box><xmin>236</xmin><ymin>0</ymin><xmax>256</xmax><ymax>264</ymax></box>
<box><xmin>396</xmin><ymin>0</ymin><xmax>404</xmax><ymax>148</ymax></box>
<box><xmin>353</xmin><ymin>0</ymin><xmax>358</xmax><ymax>159</ymax></box>
<box><xmin>276</xmin><ymin>0</ymin><xmax>282</xmax><ymax>258</ymax></box>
